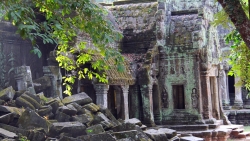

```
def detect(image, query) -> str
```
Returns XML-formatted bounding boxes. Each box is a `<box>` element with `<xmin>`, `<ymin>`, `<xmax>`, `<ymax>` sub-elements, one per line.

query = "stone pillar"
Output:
<box><xmin>219</xmin><ymin>67</ymin><xmax>231</xmax><ymax>109</ymax></box>
<box><xmin>233</xmin><ymin>76</ymin><xmax>243</xmax><ymax>109</ymax></box>
<box><xmin>94</xmin><ymin>84</ymin><xmax>109</xmax><ymax>108</ymax></box>
<box><xmin>14</xmin><ymin>66</ymin><xmax>36</xmax><ymax>94</ymax></box>
<box><xmin>200</xmin><ymin>63</ymin><xmax>213</xmax><ymax>119</ymax></box>
<box><xmin>152</xmin><ymin>85</ymin><xmax>162</xmax><ymax>125</ymax></box>
<box><xmin>211</xmin><ymin>77</ymin><xmax>220</xmax><ymax>119</ymax></box>
<box><xmin>43</xmin><ymin>66</ymin><xmax>62</xmax><ymax>99</ymax></box>
<box><xmin>129</xmin><ymin>85</ymin><xmax>140</xmax><ymax>119</ymax></box>
<box><xmin>140</xmin><ymin>84</ymin><xmax>155</xmax><ymax>127</ymax></box>
<box><xmin>121</xmin><ymin>85</ymin><xmax>129</xmax><ymax>120</ymax></box>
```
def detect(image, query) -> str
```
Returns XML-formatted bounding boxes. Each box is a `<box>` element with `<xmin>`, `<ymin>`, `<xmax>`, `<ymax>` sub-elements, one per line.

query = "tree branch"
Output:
<box><xmin>218</xmin><ymin>0</ymin><xmax>250</xmax><ymax>48</ymax></box>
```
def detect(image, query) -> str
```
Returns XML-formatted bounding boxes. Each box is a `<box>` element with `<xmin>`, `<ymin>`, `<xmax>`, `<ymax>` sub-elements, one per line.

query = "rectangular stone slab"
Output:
<box><xmin>0</xmin><ymin>127</ymin><xmax>17</xmax><ymax>138</ymax></box>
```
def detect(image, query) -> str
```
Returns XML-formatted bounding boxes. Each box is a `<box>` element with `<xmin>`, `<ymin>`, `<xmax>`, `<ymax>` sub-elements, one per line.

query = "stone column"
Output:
<box><xmin>121</xmin><ymin>85</ymin><xmax>129</xmax><ymax>120</ymax></box>
<box><xmin>43</xmin><ymin>66</ymin><xmax>62</xmax><ymax>99</ymax></box>
<box><xmin>200</xmin><ymin>61</ymin><xmax>212</xmax><ymax>119</ymax></box>
<box><xmin>14</xmin><ymin>66</ymin><xmax>36</xmax><ymax>94</ymax></box>
<box><xmin>152</xmin><ymin>85</ymin><xmax>162</xmax><ymax>125</ymax></box>
<box><xmin>219</xmin><ymin>67</ymin><xmax>231</xmax><ymax>109</ymax></box>
<box><xmin>211</xmin><ymin>77</ymin><xmax>220</xmax><ymax>119</ymax></box>
<box><xmin>233</xmin><ymin>76</ymin><xmax>243</xmax><ymax>109</ymax></box>
<box><xmin>140</xmin><ymin>84</ymin><xmax>155</xmax><ymax>127</ymax></box>
<box><xmin>129</xmin><ymin>85</ymin><xmax>140</xmax><ymax>119</ymax></box>
<box><xmin>94</xmin><ymin>84</ymin><xmax>109</xmax><ymax>108</ymax></box>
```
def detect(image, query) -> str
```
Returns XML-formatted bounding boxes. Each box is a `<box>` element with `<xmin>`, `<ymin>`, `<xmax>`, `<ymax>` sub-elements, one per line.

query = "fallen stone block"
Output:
<box><xmin>0</xmin><ymin>106</ymin><xmax>24</xmax><ymax>118</ymax></box>
<box><xmin>38</xmin><ymin>105</ymin><xmax>53</xmax><ymax>117</ymax></box>
<box><xmin>116</xmin><ymin>138</ymin><xmax>134</xmax><ymax>141</ymax></box>
<box><xmin>18</xmin><ymin>108</ymin><xmax>51</xmax><ymax>133</ymax></box>
<box><xmin>62</xmin><ymin>92</ymin><xmax>92</xmax><ymax>106</ymax></box>
<box><xmin>55</xmin><ymin>110</ymin><xmax>71</xmax><ymax>122</ymax></box>
<box><xmin>58</xmin><ymin>105</ymin><xmax>77</xmax><ymax>116</ymax></box>
<box><xmin>99</xmin><ymin>106</ymin><xmax>121</xmax><ymax>126</ymax></box>
<box><xmin>0</xmin><ymin>86</ymin><xmax>15</xmax><ymax>101</ymax></box>
<box><xmin>15</xmin><ymin>97</ymin><xmax>35</xmax><ymax>110</ymax></box>
<box><xmin>77</xmin><ymin>133</ymin><xmax>116</xmax><ymax>141</ymax></box>
<box><xmin>46</xmin><ymin>99</ymin><xmax>60</xmax><ymax>114</ymax></box>
<box><xmin>85</xmin><ymin>124</ymin><xmax>104</xmax><ymax>135</ymax></box>
<box><xmin>113</xmin><ymin>130</ymin><xmax>140</xmax><ymax>140</ymax></box>
<box><xmin>83</xmin><ymin>103</ymin><xmax>100</xmax><ymax>113</ymax></box>
<box><xmin>158</xmin><ymin>128</ymin><xmax>177</xmax><ymax>139</ymax></box>
<box><xmin>0</xmin><ymin>113</ymin><xmax>14</xmax><ymax>124</ymax></box>
<box><xmin>20</xmin><ymin>93</ymin><xmax>41</xmax><ymax>109</ymax></box>
<box><xmin>112</xmin><ymin>122</ymin><xmax>137</xmax><ymax>132</ymax></box>
<box><xmin>92</xmin><ymin>112</ymin><xmax>114</xmax><ymax>129</ymax></box>
<box><xmin>125</xmin><ymin>118</ymin><xmax>142</xmax><ymax>126</ymax></box>
<box><xmin>0</xmin><ymin>128</ymin><xmax>17</xmax><ymax>139</ymax></box>
<box><xmin>71</xmin><ymin>114</ymin><xmax>89</xmax><ymax>124</ymax></box>
<box><xmin>49</xmin><ymin>122</ymin><xmax>86</xmax><ymax>138</ymax></box>
<box><xmin>144</xmin><ymin>129</ymin><xmax>168</xmax><ymax>141</ymax></box>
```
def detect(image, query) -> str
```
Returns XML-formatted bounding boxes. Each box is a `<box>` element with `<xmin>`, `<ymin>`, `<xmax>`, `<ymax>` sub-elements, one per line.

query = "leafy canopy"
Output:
<box><xmin>1</xmin><ymin>0</ymin><xmax>124</xmax><ymax>95</ymax></box>
<box><xmin>213</xmin><ymin>0</ymin><xmax>250</xmax><ymax>90</ymax></box>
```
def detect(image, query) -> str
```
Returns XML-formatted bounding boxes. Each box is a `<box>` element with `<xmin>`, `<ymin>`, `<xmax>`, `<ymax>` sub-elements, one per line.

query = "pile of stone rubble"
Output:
<box><xmin>0</xmin><ymin>86</ymin><xmax>187</xmax><ymax>141</ymax></box>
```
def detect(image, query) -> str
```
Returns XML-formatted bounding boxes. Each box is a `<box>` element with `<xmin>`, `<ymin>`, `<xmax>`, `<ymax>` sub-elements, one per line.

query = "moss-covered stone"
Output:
<box><xmin>0</xmin><ymin>86</ymin><xmax>15</xmax><ymax>101</ymax></box>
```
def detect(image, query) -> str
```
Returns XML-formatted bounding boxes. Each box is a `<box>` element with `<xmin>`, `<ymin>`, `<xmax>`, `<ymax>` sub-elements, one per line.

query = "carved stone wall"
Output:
<box><xmin>108</xmin><ymin>2</ymin><xmax>158</xmax><ymax>54</ymax></box>
<box><xmin>0</xmin><ymin>21</ymin><xmax>48</xmax><ymax>90</ymax></box>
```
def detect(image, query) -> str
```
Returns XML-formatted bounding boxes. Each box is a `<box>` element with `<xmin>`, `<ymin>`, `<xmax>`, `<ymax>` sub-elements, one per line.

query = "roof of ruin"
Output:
<box><xmin>92</xmin><ymin>55</ymin><xmax>135</xmax><ymax>85</ymax></box>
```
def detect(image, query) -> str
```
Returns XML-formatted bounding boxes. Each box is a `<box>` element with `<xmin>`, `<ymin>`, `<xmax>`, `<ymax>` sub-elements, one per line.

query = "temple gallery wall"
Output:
<box><xmin>1</xmin><ymin>0</ymin><xmax>250</xmax><ymax>129</ymax></box>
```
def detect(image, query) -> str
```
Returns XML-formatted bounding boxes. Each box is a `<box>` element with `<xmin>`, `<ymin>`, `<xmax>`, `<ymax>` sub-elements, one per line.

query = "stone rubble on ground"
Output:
<box><xmin>0</xmin><ymin>87</ymin><xmax>185</xmax><ymax>141</ymax></box>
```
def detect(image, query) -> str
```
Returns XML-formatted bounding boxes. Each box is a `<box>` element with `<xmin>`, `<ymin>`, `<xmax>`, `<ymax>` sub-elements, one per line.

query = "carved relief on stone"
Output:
<box><xmin>170</xmin><ymin>66</ymin><xmax>175</xmax><ymax>74</ymax></box>
<box><xmin>161</xmin><ymin>87</ymin><xmax>168</xmax><ymax>108</ymax></box>
<box><xmin>191</xmin><ymin>88</ymin><xmax>198</xmax><ymax>109</ymax></box>
<box><xmin>203</xmin><ymin>97</ymin><xmax>209</xmax><ymax>119</ymax></box>
<box><xmin>200</xmin><ymin>48</ymin><xmax>211</xmax><ymax>71</ymax></box>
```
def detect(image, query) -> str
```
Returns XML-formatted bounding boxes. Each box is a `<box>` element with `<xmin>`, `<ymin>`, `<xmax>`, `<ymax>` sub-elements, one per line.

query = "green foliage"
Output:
<box><xmin>18</xmin><ymin>135</ymin><xmax>30</xmax><ymax>141</ymax></box>
<box><xmin>213</xmin><ymin>0</ymin><xmax>250</xmax><ymax>90</ymax></box>
<box><xmin>1</xmin><ymin>0</ymin><xmax>124</xmax><ymax>95</ymax></box>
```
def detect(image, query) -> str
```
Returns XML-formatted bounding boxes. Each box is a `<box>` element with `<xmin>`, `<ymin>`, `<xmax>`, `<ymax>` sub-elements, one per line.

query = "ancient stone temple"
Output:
<box><xmin>2</xmin><ymin>0</ymin><xmax>250</xmax><ymax>140</ymax></box>
<box><xmin>89</xmin><ymin>0</ymin><xmax>250</xmax><ymax>127</ymax></box>
<box><xmin>97</xmin><ymin>0</ymin><xmax>222</xmax><ymax>126</ymax></box>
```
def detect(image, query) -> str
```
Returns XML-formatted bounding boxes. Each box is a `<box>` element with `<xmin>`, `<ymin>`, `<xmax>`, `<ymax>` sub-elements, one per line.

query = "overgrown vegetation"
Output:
<box><xmin>214</xmin><ymin>0</ymin><xmax>250</xmax><ymax>90</ymax></box>
<box><xmin>0</xmin><ymin>0</ymin><xmax>124</xmax><ymax>95</ymax></box>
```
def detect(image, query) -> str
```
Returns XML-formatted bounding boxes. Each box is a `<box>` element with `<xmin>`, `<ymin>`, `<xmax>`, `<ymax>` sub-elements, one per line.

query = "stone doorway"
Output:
<box><xmin>173</xmin><ymin>85</ymin><xmax>185</xmax><ymax>109</ymax></box>
<box><xmin>228</xmin><ymin>75</ymin><xmax>235</xmax><ymax>105</ymax></box>
<box><xmin>107</xmin><ymin>85</ymin><xmax>122</xmax><ymax>119</ymax></box>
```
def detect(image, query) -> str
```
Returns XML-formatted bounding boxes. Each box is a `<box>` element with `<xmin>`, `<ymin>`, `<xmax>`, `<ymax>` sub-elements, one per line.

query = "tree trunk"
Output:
<box><xmin>218</xmin><ymin>0</ymin><xmax>250</xmax><ymax>48</ymax></box>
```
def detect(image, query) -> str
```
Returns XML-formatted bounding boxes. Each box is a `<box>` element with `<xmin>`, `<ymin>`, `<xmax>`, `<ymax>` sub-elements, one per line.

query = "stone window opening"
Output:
<box><xmin>173</xmin><ymin>85</ymin><xmax>185</xmax><ymax>109</ymax></box>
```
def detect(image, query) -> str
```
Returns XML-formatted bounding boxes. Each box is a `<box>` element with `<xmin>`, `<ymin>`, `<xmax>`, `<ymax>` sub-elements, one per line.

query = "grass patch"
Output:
<box><xmin>244</xmin><ymin>126</ymin><xmax>250</xmax><ymax>132</ymax></box>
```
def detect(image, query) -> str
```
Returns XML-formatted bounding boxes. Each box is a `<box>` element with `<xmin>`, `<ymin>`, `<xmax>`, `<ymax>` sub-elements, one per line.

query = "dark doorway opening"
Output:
<box><xmin>228</xmin><ymin>75</ymin><xmax>235</xmax><ymax>105</ymax></box>
<box><xmin>173</xmin><ymin>85</ymin><xmax>185</xmax><ymax>109</ymax></box>
<box><xmin>107</xmin><ymin>86</ymin><xmax>118</xmax><ymax>118</ymax></box>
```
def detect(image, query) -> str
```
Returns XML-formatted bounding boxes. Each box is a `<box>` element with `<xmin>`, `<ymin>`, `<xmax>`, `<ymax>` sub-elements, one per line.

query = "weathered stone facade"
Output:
<box><xmin>93</xmin><ymin>0</ymin><xmax>249</xmax><ymax>128</ymax></box>
<box><xmin>1</xmin><ymin>0</ymin><xmax>250</xmax><ymax>140</ymax></box>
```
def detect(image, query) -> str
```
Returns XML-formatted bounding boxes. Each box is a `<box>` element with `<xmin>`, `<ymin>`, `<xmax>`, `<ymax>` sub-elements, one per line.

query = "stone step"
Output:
<box><xmin>218</xmin><ymin>124</ymin><xmax>244</xmax><ymax>130</ymax></box>
<box><xmin>237</xmin><ymin>133</ymin><xmax>247</xmax><ymax>139</ymax></box>
<box><xmin>231</xmin><ymin>129</ymin><xmax>244</xmax><ymax>137</ymax></box>
<box><xmin>179</xmin><ymin>136</ymin><xmax>204</xmax><ymax>141</ymax></box>
<box><xmin>216</xmin><ymin>120</ymin><xmax>223</xmax><ymax>125</ymax></box>
<box><xmin>162</xmin><ymin>125</ymin><xmax>208</xmax><ymax>131</ymax></box>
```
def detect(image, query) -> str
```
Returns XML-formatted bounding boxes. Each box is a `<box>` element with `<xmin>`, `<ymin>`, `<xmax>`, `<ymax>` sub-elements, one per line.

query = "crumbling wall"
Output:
<box><xmin>0</xmin><ymin>21</ymin><xmax>48</xmax><ymax>90</ymax></box>
<box><xmin>108</xmin><ymin>2</ymin><xmax>158</xmax><ymax>54</ymax></box>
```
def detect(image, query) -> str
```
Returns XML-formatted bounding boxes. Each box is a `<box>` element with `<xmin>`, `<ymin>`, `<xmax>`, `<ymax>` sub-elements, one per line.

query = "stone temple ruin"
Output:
<box><xmin>0</xmin><ymin>0</ymin><xmax>250</xmax><ymax>140</ymax></box>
